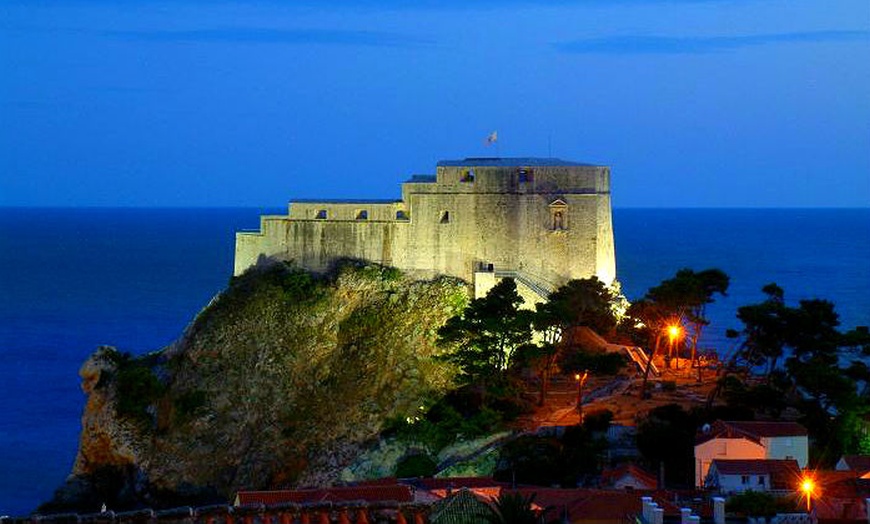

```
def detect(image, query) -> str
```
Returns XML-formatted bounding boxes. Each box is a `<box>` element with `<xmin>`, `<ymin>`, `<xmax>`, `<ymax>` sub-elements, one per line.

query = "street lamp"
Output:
<box><xmin>666</xmin><ymin>324</ymin><xmax>682</xmax><ymax>369</ymax></box>
<box><xmin>800</xmin><ymin>476</ymin><xmax>815</xmax><ymax>512</ymax></box>
<box><xmin>574</xmin><ymin>370</ymin><xmax>589</xmax><ymax>422</ymax></box>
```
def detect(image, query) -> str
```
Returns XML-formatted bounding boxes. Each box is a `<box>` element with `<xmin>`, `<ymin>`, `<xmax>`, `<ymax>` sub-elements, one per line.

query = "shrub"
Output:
<box><xmin>395</xmin><ymin>453</ymin><xmax>438</xmax><ymax>478</ymax></box>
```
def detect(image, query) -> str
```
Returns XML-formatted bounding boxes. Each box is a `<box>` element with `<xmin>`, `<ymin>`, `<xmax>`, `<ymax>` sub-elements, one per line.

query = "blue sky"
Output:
<box><xmin>1</xmin><ymin>0</ymin><xmax>868</xmax><ymax>207</ymax></box>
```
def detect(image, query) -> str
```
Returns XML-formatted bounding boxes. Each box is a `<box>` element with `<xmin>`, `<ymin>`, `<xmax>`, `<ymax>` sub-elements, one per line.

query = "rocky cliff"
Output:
<box><xmin>45</xmin><ymin>262</ymin><xmax>467</xmax><ymax>511</ymax></box>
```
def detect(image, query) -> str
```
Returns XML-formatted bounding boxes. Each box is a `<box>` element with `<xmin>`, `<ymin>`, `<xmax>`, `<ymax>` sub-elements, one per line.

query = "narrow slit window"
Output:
<box><xmin>315</xmin><ymin>209</ymin><xmax>327</xmax><ymax>219</ymax></box>
<box><xmin>440</xmin><ymin>211</ymin><xmax>450</xmax><ymax>224</ymax></box>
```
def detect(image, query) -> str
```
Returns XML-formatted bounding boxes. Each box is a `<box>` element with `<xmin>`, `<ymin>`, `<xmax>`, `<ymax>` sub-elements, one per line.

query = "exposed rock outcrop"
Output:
<box><xmin>45</xmin><ymin>262</ymin><xmax>467</xmax><ymax>512</ymax></box>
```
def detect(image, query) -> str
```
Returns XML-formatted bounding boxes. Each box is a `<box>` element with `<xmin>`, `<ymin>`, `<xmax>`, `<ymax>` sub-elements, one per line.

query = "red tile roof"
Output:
<box><xmin>415</xmin><ymin>477</ymin><xmax>510</xmax><ymax>490</ymax></box>
<box><xmin>839</xmin><ymin>455</ymin><xmax>870</xmax><ymax>473</ymax></box>
<box><xmin>696</xmin><ymin>420</ymin><xmax>807</xmax><ymax>445</ymax></box>
<box><xmin>709</xmin><ymin>459</ymin><xmax>800</xmax><ymax>490</ymax></box>
<box><xmin>601</xmin><ymin>464</ymin><xmax>658</xmax><ymax>489</ymax></box>
<box><xmin>725</xmin><ymin>421</ymin><xmax>808</xmax><ymax>438</ymax></box>
<box><xmin>235</xmin><ymin>485</ymin><xmax>414</xmax><ymax>506</ymax></box>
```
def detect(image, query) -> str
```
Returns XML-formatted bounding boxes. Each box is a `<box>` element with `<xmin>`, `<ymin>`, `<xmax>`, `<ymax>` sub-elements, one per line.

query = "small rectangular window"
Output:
<box><xmin>461</xmin><ymin>169</ymin><xmax>475</xmax><ymax>182</ymax></box>
<box><xmin>758</xmin><ymin>476</ymin><xmax>765</xmax><ymax>486</ymax></box>
<box><xmin>356</xmin><ymin>210</ymin><xmax>368</xmax><ymax>220</ymax></box>
<box><xmin>741</xmin><ymin>475</ymin><xmax>750</xmax><ymax>485</ymax></box>
<box><xmin>315</xmin><ymin>209</ymin><xmax>327</xmax><ymax>219</ymax></box>
<box><xmin>396</xmin><ymin>210</ymin><xmax>409</xmax><ymax>221</ymax></box>
<box><xmin>440</xmin><ymin>211</ymin><xmax>450</xmax><ymax>224</ymax></box>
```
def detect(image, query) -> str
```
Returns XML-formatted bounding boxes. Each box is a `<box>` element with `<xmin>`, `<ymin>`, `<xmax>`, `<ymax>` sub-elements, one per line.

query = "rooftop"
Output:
<box><xmin>436</xmin><ymin>157</ymin><xmax>599</xmax><ymax>167</ymax></box>
<box><xmin>696</xmin><ymin>420</ymin><xmax>808</xmax><ymax>445</ymax></box>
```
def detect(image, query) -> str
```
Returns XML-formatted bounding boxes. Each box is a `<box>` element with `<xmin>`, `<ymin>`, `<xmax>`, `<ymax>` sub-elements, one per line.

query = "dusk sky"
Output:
<box><xmin>1</xmin><ymin>1</ymin><xmax>868</xmax><ymax>208</ymax></box>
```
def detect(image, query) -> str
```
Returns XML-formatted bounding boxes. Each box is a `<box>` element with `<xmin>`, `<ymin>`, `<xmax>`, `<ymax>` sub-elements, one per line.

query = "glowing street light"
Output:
<box><xmin>800</xmin><ymin>476</ymin><xmax>815</xmax><ymax>512</ymax></box>
<box><xmin>665</xmin><ymin>324</ymin><xmax>683</xmax><ymax>369</ymax></box>
<box><xmin>574</xmin><ymin>370</ymin><xmax>589</xmax><ymax>422</ymax></box>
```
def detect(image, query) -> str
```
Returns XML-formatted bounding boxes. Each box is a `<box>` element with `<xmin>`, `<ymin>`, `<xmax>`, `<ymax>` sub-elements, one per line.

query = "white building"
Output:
<box><xmin>704</xmin><ymin>458</ymin><xmax>800</xmax><ymax>494</ymax></box>
<box><xmin>694</xmin><ymin>420</ymin><xmax>808</xmax><ymax>488</ymax></box>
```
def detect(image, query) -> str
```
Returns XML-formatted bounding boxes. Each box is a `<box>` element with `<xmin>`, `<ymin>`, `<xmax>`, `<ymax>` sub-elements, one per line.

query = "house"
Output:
<box><xmin>836</xmin><ymin>455</ymin><xmax>870</xmax><ymax>476</ymax></box>
<box><xmin>703</xmin><ymin>458</ymin><xmax>800</xmax><ymax>494</ymax></box>
<box><xmin>694</xmin><ymin>420</ymin><xmax>808</xmax><ymax>487</ymax></box>
<box><xmin>601</xmin><ymin>463</ymin><xmax>658</xmax><ymax>490</ymax></box>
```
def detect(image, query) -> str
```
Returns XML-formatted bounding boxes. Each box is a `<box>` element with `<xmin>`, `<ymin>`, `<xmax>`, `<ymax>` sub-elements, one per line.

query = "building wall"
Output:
<box><xmin>762</xmin><ymin>436</ymin><xmax>808</xmax><ymax>468</ymax></box>
<box><xmin>694</xmin><ymin>438</ymin><xmax>766</xmax><ymax>488</ymax></box>
<box><xmin>711</xmin><ymin>472</ymin><xmax>771</xmax><ymax>494</ymax></box>
<box><xmin>234</xmin><ymin>159</ymin><xmax>616</xmax><ymax>301</ymax></box>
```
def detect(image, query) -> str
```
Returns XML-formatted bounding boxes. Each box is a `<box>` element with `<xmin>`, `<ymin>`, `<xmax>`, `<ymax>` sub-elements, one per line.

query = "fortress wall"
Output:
<box><xmin>234</xmin><ymin>159</ymin><xmax>616</xmax><ymax>290</ymax></box>
<box><xmin>288</xmin><ymin>202</ymin><xmax>403</xmax><ymax>222</ymax></box>
<box><xmin>233</xmin><ymin>216</ymin><xmax>410</xmax><ymax>276</ymax></box>
<box><xmin>595</xmin><ymin>194</ymin><xmax>617</xmax><ymax>285</ymax></box>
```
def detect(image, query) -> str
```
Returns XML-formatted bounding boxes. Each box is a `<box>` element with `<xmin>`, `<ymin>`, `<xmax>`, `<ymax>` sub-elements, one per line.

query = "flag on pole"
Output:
<box><xmin>484</xmin><ymin>131</ymin><xmax>498</xmax><ymax>146</ymax></box>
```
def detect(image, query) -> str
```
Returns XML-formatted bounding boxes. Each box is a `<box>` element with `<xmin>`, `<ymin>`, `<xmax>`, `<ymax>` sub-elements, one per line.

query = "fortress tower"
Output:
<box><xmin>234</xmin><ymin>157</ymin><xmax>616</xmax><ymax>302</ymax></box>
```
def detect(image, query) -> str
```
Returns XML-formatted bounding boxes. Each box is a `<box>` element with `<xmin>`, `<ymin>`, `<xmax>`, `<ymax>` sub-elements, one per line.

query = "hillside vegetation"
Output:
<box><xmin>46</xmin><ymin>262</ymin><xmax>467</xmax><ymax>511</ymax></box>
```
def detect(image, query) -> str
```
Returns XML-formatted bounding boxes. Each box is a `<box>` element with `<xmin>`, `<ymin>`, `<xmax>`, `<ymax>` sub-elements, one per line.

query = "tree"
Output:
<box><xmin>528</xmin><ymin>277</ymin><xmax>620</xmax><ymax>405</ymax></box>
<box><xmin>438</xmin><ymin>278</ymin><xmax>533</xmax><ymax>386</ymax></box>
<box><xmin>734</xmin><ymin>283</ymin><xmax>789</xmax><ymax>377</ymax></box>
<box><xmin>646</xmin><ymin>268</ymin><xmax>729</xmax><ymax>371</ymax></box>
<box><xmin>485</xmin><ymin>492</ymin><xmax>540</xmax><ymax>524</ymax></box>
<box><xmin>544</xmin><ymin>277</ymin><xmax>619</xmax><ymax>337</ymax></box>
<box><xmin>635</xmin><ymin>404</ymin><xmax>697</xmax><ymax>487</ymax></box>
<box><xmin>723</xmin><ymin>285</ymin><xmax>870</xmax><ymax>465</ymax></box>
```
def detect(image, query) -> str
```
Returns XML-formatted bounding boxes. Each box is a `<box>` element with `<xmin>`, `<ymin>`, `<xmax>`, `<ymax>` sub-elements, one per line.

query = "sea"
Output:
<box><xmin>0</xmin><ymin>207</ymin><xmax>868</xmax><ymax>516</ymax></box>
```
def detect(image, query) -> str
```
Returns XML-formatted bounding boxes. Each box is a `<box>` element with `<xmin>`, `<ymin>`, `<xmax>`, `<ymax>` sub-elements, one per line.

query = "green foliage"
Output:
<box><xmin>394</xmin><ymin>452</ymin><xmax>438</xmax><ymax>478</ymax></box>
<box><xmin>635</xmin><ymin>404</ymin><xmax>696</xmax><ymax>488</ymax></box>
<box><xmin>486</xmin><ymin>492</ymin><xmax>540</xmax><ymax>524</ymax></box>
<box><xmin>494</xmin><ymin>424</ymin><xmax>607</xmax><ymax>487</ymax></box>
<box><xmin>388</xmin><ymin>397</ymin><xmax>504</xmax><ymax>452</ymax></box>
<box><xmin>725</xmin><ymin>490</ymin><xmax>797</xmax><ymax>517</ymax></box>
<box><xmin>113</xmin><ymin>352</ymin><xmax>165</xmax><ymax>426</ymax></box>
<box><xmin>438</xmin><ymin>278</ymin><xmax>533</xmax><ymax>385</ymax></box>
<box><xmin>559</xmin><ymin>347</ymin><xmax>626</xmax><ymax>376</ymax></box>
<box><xmin>172</xmin><ymin>390</ymin><xmax>208</xmax><ymax>423</ymax></box>
<box><xmin>540</xmin><ymin>277</ymin><xmax>620</xmax><ymax>336</ymax></box>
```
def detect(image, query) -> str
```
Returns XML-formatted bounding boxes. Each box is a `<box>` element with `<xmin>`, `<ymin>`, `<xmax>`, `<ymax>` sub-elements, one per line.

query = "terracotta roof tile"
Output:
<box><xmin>235</xmin><ymin>485</ymin><xmax>414</xmax><ymax>506</ymax></box>
<box><xmin>840</xmin><ymin>455</ymin><xmax>870</xmax><ymax>473</ymax></box>
<box><xmin>696</xmin><ymin>420</ymin><xmax>807</xmax><ymax>445</ymax></box>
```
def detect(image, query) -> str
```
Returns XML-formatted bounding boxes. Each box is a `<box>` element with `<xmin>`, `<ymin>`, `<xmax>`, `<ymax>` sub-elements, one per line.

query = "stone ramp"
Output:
<box><xmin>573</xmin><ymin>327</ymin><xmax>659</xmax><ymax>376</ymax></box>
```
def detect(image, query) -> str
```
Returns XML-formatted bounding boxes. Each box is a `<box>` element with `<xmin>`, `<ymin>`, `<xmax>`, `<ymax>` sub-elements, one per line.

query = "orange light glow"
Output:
<box><xmin>800</xmin><ymin>476</ymin><xmax>815</xmax><ymax>511</ymax></box>
<box><xmin>667</xmin><ymin>325</ymin><xmax>682</xmax><ymax>340</ymax></box>
<box><xmin>574</xmin><ymin>373</ymin><xmax>581</xmax><ymax>381</ymax></box>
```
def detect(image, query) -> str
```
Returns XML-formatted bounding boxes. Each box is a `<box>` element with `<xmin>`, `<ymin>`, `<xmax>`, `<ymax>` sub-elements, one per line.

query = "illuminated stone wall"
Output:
<box><xmin>235</xmin><ymin>158</ymin><xmax>617</xmax><ymax>300</ymax></box>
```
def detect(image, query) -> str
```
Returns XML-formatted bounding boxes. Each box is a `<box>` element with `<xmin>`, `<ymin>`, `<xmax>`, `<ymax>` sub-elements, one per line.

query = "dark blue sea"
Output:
<box><xmin>1</xmin><ymin>208</ymin><xmax>868</xmax><ymax>516</ymax></box>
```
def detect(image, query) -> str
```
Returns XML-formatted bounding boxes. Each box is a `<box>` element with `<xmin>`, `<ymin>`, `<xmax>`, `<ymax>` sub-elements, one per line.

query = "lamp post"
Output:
<box><xmin>801</xmin><ymin>476</ymin><xmax>815</xmax><ymax>512</ymax></box>
<box><xmin>574</xmin><ymin>370</ymin><xmax>589</xmax><ymax>423</ymax></box>
<box><xmin>666</xmin><ymin>324</ymin><xmax>682</xmax><ymax>370</ymax></box>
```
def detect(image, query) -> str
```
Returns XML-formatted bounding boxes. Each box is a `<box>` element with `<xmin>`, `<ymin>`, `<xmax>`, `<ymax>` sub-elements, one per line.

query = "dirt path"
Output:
<box><xmin>514</xmin><ymin>358</ymin><xmax>720</xmax><ymax>430</ymax></box>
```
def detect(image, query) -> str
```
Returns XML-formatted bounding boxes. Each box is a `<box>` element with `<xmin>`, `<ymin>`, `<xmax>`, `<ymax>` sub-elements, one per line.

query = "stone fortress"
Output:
<box><xmin>234</xmin><ymin>157</ymin><xmax>616</xmax><ymax>302</ymax></box>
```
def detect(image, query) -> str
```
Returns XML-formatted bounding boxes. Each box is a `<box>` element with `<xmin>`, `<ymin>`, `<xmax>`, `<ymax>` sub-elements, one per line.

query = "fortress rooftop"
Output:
<box><xmin>436</xmin><ymin>157</ymin><xmax>600</xmax><ymax>167</ymax></box>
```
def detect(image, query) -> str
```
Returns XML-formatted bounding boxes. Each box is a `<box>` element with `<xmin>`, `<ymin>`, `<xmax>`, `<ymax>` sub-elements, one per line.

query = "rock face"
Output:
<box><xmin>47</xmin><ymin>262</ymin><xmax>467</xmax><ymax>511</ymax></box>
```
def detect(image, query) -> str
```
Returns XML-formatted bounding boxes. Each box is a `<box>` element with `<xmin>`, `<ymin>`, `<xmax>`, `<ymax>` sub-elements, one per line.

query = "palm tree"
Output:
<box><xmin>486</xmin><ymin>492</ymin><xmax>540</xmax><ymax>524</ymax></box>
